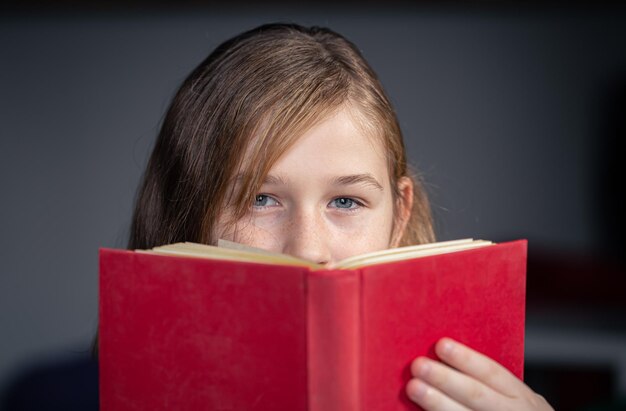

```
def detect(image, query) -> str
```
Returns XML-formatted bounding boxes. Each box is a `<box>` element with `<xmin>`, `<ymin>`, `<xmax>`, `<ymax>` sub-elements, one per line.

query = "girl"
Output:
<box><xmin>127</xmin><ymin>23</ymin><xmax>554</xmax><ymax>410</ymax></box>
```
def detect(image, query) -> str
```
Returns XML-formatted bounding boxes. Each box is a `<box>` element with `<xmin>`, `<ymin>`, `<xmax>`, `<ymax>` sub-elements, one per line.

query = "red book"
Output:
<box><xmin>99</xmin><ymin>239</ymin><xmax>526</xmax><ymax>410</ymax></box>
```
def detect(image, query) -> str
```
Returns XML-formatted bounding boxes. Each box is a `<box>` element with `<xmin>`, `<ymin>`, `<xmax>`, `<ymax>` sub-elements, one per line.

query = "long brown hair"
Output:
<box><xmin>94</xmin><ymin>23</ymin><xmax>434</xmax><ymax>357</ymax></box>
<box><xmin>128</xmin><ymin>23</ymin><xmax>434</xmax><ymax>251</ymax></box>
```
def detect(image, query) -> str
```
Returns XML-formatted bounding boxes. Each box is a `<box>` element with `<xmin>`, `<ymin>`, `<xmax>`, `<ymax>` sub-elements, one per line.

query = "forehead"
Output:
<box><xmin>267</xmin><ymin>107</ymin><xmax>389</xmax><ymax>182</ymax></box>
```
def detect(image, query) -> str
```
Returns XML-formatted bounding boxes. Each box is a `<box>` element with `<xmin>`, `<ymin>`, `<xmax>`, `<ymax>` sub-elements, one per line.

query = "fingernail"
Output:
<box><xmin>408</xmin><ymin>380</ymin><xmax>428</xmax><ymax>400</ymax></box>
<box><xmin>416</xmin><ymin>359</ymin><xmax>431</xmax><ymax>378</ymax></box>
<box><xmin>440</xmin><ymin>338</ymin><xmax>455</xmax><ymax>355</ymax></box>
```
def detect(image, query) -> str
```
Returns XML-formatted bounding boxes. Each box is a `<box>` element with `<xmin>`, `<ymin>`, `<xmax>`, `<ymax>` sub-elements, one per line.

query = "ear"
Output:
<box><xmin>390</xmin><ymin>176</ymin><xmax>414</xmax><ymax>248</ymax></box>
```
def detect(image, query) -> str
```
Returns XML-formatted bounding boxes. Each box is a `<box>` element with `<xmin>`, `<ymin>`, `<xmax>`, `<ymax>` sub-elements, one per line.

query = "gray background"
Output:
<box><xmin>1</xmin><ymin>5</ymin><xmax>625</xmax><ymax>403</ymax></box>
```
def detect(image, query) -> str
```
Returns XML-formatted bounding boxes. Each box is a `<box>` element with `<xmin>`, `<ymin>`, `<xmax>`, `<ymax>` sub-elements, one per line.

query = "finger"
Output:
<box><xmin>435</xmin><ymin>338</ymin><xmax>526</xmax><ymax>397</ymax></box>
<box><xmin>411</xmin><ymin>356</ymin><xmax>504</xmax><ymax>411</ymax></box>
<box><xmin>406</xmin><ymin>378</ymin><xmax>472</xmax><ymax>411</ymax></box>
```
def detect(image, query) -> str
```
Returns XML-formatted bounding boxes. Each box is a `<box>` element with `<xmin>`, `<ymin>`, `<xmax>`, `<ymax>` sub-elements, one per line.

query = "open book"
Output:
<box><xmin>147</xmin><ymin>237</ymin><xmax>494</xmax><ymax>268</ymax></box>
<box><xmin>99</xmin><ymin>239</ymin><xmax>527</xmax><ymax>411</ymax></box>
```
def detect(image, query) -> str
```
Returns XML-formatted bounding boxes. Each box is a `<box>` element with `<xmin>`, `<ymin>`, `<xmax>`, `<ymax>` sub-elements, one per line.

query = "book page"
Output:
<box><xmin>334</xmin><ymin>240</ymin><xmax>492</xmax><ymax>269</ymax></box>
<box><xmin>143</xmin><ymin>242</ymin><xmax>318</xmax><ymax>268</ymax></box>
<box><xmin>141</xmin><ymin>238</ymin><xmax>493</xmax><ymax>270</ymax></box>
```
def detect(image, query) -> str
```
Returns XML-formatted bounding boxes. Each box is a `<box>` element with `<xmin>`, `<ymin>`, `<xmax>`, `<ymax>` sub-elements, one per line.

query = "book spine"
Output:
<box><xmin>307</xmin><ymin>270</ymin><xmax>361</xmax><ymax>411</ymax></box>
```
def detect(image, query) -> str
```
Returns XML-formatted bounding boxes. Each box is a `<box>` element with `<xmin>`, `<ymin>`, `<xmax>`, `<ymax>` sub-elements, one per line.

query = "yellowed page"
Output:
<box><xmin>141</xmin><ymin>239</ymin><xmax>494</xmax><ymax>270</ymax></box>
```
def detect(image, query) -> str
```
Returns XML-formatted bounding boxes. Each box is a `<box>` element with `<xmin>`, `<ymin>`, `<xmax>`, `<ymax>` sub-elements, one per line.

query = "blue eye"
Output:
<box><xmin>253</xmin><ymin>194</ymin><xmax>278</xmax><ymax>208</ymax></box>
<box><xmin>330</xmin><ymin>197</ymin><xmax>359</xmax><ymax>209</ymax></box>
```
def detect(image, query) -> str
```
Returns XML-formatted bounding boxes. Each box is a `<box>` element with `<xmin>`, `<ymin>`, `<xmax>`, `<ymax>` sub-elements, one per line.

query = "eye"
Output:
<box><xmin>253</xmin><ymin>194</ymin><xmax>279</xmax><ymax>208</ymax></box>
<box><xmin>329</xmin><ymin>197</ymin><xmax>362</xmax><ymax>210</ymax></box>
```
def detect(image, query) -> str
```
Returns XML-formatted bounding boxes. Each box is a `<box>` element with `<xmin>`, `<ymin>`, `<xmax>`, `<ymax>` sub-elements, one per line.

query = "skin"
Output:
<box><xmin>215</xmin><ymin>106</ymin><xmax>412</xmax><ymax>264</ymax></box>
<box><xmin>407</xmin><ymin>338</ymin><xmax>554</xmax><ymax>410</ymax></box>
<box><xmin>215</xmin><ymin>106</ymin><xmax>554</xmax><ymax>410</ymax></box>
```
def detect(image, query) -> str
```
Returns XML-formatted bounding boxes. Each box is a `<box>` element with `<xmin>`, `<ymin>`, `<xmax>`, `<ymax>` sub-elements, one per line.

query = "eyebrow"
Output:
<box><xmin>263</xmin><ymin>174</ymin><xmax>289</xmax><ymax>186</ymax></box>
<box><xmin>233</xmin><ymin>174</ymin><xmax>288</xmax><ymax>186</ymax></box>
<box><xmin>258</xmin><ymin>173</ymin><xmax>384</xmax><ymax>191</ymax></box>
<box><xmin>331</xmin><ymin>174</ymin><xmax>384</xmax><ymax>191</ymax></box>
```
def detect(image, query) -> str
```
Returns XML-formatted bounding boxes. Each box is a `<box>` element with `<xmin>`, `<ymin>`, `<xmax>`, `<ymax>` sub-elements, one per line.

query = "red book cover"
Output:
<box><xmin>99</xmin><ymin>239</ymin><xmax>526</xmax><ymax>410</ymax></box>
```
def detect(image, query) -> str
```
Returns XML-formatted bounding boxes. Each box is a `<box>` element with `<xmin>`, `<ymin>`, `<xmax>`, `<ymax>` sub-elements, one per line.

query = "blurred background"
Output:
<box><xmin>1</xmin><ymin>2</ymin><xmax>625</xmax><ymax>410</ymax></box>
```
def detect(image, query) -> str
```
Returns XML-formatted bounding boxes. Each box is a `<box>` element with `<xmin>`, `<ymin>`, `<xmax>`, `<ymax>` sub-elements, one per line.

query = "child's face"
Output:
<box><xmin>216</xmin><ymin>107</ymin><xmax>411</xmax><ymax>265</ymax></box>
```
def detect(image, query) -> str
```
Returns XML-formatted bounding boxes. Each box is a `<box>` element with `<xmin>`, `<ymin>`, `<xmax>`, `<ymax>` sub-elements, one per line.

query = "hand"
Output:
<box><xmin>406</xmin><ymin>338</ymin><xmax>554</xmax><ymax>411</ymax></box>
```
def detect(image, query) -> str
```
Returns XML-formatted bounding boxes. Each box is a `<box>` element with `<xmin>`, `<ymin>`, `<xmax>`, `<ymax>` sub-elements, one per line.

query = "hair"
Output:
<box><xmin>128</xmin><ymin>23</ymin><xmax>435</xmax><ymax>251</ymax></box>
<box><xmin>94</xmin><ymin>23</ymin><xmax>435</xmax><ymax>357</ymax></box>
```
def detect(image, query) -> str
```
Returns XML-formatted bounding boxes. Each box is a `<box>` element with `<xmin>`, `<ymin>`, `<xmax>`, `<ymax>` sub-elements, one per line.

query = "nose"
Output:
<box><xmin>282</xmin><ymin>209</ymin><xmax>332</xmax><ymax>266</ymax></box>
